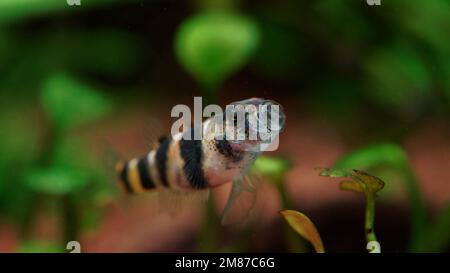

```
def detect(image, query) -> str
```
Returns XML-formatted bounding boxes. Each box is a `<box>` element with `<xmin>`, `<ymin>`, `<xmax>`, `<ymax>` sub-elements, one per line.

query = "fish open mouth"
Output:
<box><xmin>223</xmin><ymin>98</ymin><xmax>286</xmax><ymax>150</ymax></box>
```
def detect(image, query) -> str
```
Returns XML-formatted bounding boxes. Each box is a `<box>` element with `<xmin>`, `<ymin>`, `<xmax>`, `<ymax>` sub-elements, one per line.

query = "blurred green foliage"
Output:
<box><xmin>175</xmin><ymin>11</ymin><xmax>260</xmax><ymax>93</ymax></box>
<box><xmin>17</xmin><ymin>240</ymin><xmax>63</xmax><ymax>253</ymax></box>
<box><xmin>41</xmin><ymin>74</ymin><xmax>113</xmax><ymax>130</ymax></box>
<box><xmin>0</xmin><ymin>0</ymin><xmax>123</xmax><ymax>24</ymax></box>
<box><xmin>363</xmin><ymin>44</ymin><xmax>432</xmax><ymax>117</ymax></box>
<box><xmin>25</xmin><ymin>166</ymin><xmax>89</xmax><ymax>195</ymax></box>
<box><xmin>0</xmin><ymin>71</ymin><xmax>114</xmax><ymax>251</ymax></box>
<box><xmin>0</xmin><ymin>0</ymin><xmax>448</xmax><ymax>253</ymax></box>
<box><xmin>414</xmin><ymin>204</ymin><xmax>450</xmax><ymax>252</ymax></box>
<box><xmin>0</xmin><ymin>30</ymin><xmax>142</xmax><ymax>95</ymax></box>
<box><xmin>253</xmin><ymin>156</ymin><xmax>291</xmax><ymax>182</ymax></box>
<box><xmin>252</xmin><ymin>19</ymin><xmax>304</xmax><ymax>82</ymax></box>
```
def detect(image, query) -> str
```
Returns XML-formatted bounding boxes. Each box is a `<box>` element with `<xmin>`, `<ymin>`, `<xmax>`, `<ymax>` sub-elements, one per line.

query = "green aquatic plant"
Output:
<box><xmin>34</xmin><ymin>73</ymin><xmax>113</xmax><ymax>248</ymax></box>
<box><xmin>334</xmin><ymin>143</ymin><xmax>426</xmax><ymax>251</ymax></box>
<box><xmin>281</xmin><ymin>168</ymin><xmax>387</xmax><ymax>253</ymax></box>
<box><xmin>319</xmin><ymin>168</ymin><xmax>385</xmax><ymax>252</ymax></box>
<box><xmin>0</xmin><ymin>73</ymin><xmax>115</xmax><ymax>252</ymax></box>
<box><xmin>175</xmin><ymin>10</ymin><xmax>261</xmax><ymax>102</ymax></box>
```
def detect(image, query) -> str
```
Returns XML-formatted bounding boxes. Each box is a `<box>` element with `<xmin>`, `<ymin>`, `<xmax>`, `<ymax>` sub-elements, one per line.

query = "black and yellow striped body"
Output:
<box><xmin>116</xmin><ymin>129</ymin><xmax>214</xmax><ymax>193</ymax></box>
<box><xmin>115</xmin><ymin>154</ymin><xmax>156</xmax><ymax>193</ymax></box>
<box><xmin>115</xmin><ymin>128</ymin><xmax>253</xmax><ymax>193</ymax></box>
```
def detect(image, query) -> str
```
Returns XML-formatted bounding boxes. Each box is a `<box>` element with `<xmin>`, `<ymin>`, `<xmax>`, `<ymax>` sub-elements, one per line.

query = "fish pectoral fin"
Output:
<box><xmin>220</xmin><ymin>173</ymin><xmax>260</xmax><ymax>226</ymax></box>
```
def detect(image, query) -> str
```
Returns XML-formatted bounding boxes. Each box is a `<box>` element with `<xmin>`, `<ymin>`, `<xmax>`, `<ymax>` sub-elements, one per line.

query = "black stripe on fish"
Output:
<box><xmin>137</xmin><ymin>156</ymin><xmax>155</xmax><ymax>190</ymax></box>
<box><xmin>180</xmin><ymin>131</ymin><xmax>207</xmax><ymax>189</ymax></box>
<box><xmin>215</xmin><ymin>139</ymin><xmax>243</xmax><ymax>162</ymax></box>
<box><xmin>156</xmin><ymin>136</ymin><xmax>171</xmax><ymax>187</ymax></box>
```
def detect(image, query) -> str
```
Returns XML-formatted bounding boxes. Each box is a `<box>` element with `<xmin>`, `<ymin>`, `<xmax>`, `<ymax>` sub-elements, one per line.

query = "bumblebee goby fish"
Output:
<box><xmin>115</xmin><ymin>98</ymin><xmax>286</xmax><ymax>194</ymax></box>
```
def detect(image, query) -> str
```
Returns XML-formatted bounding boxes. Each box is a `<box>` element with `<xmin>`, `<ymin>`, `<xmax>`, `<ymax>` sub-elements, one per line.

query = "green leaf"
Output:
<box><xmin>280</xmin><ymin>210</ymin><xmax>325</xmax><ymax>253</ymax></box>
<box><xmin>252</xmin><ymin>156</ymin><xmax>291</xmax><ymax>181</ymax></box>
<box><xmin>25</xmin><ymin>166</ymin><xmax>89</xmax><ymax>195</ymax></box>
<box><xmin>40</xmin><ymin>73</ymin><xmax>113</xmax><ymax>129</ymax></box>
<box><xmin>334</xmin><ymin>144</ymin><xmax>411</xmax><ymax>199</ymax></box>
<box><xmin>175</xmin><ymin>11</ymin><xmax>261</xmax><ymax>90</ymax></box>
<box><xmin>351</xmin><ymin>169</ymin><xmax>385</xmax><ymax>194</ymax></box>
<box><xmin>320</xmin><ymin>169</ymin><xmax>385</xmax><ymax>195</ymax></box>
<box><xmin>335</xmin><ymin>143</ymin><xmax>409</xmax><ymax>171</ymax></box>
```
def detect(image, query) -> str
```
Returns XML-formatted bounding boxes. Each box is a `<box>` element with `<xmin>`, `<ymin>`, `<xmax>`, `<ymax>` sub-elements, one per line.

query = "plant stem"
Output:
<box><xmin>365</xmin><ymin>193</ymin><xmax>377</xmax><ymax>244</ymax></box>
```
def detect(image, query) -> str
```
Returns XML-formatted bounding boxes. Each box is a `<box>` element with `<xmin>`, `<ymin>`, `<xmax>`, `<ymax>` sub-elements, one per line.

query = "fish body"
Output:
<box><xmin>115</xmin><ymin>98</ymin><xmax>285</xmax><ymax>196</ymax></box>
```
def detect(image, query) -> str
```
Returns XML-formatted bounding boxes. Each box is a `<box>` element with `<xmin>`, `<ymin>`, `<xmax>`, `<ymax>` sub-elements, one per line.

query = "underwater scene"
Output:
<box><xmin>0</xmin><ymin>0</ymin><xmax>449</xmax><ymax>254</ymax></box>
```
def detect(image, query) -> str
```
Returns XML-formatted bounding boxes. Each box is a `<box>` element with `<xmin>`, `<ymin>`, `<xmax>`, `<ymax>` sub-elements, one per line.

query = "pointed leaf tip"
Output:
<box><xmin>352</xmin><ymin>170</ymin><xmax>385</xmax><ymax>194</ymax></box>
<box><xmin>280</xmin><ymin>210</ymin><xmax>325</xmax><ymax>253</ymax></box>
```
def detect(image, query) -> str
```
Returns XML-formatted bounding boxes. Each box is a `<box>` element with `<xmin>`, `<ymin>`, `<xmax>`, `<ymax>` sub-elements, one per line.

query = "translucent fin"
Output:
<box><xmin>220</xmin><ymin>171</ymin><xmax>263</xmax><ymax>226</ymax></box>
